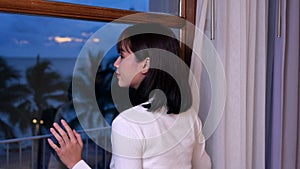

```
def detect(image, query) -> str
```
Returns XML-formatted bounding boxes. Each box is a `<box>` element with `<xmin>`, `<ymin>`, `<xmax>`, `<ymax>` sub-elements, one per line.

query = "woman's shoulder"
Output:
<box><xmin>113</xmin><ymin>103</ymin><xmax>158</xmax><ymax>123</ymax></box>
<box><xmin>111</xmin><ymin>105</ymin><xmax>151</xmax><ymax>140</ymax></box>
<box><xmin>112</xmin><ymin>104</ymin><xmax>148</xmax><ymax>128</ymax></box>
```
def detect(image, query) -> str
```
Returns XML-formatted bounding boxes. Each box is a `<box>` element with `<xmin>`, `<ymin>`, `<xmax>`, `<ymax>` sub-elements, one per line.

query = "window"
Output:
<box><xmin>0</xmin><ymin>0</ymin><xmax>196</xmax><ymax>168</ymax></box>
<box><xmin>50</xmin><ymin>0</ymin><xmax>180</xmax><ymax>15</ymax></box>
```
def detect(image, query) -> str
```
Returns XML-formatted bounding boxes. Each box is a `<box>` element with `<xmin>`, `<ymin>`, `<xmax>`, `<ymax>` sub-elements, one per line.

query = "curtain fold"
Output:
<box><xmin>281</xmin><ymin>0</ymin><xmax>300</xmax><ymax>168</ymax></box>
<box><xmin>266</xmin><ymin>0</ymin><xmax>300</xmax><ymax>168</ymax></box>
<box><xmin>191</xmin><ymin>0</ymin><xmax>267</xmax><ymax>168</ymax></box>
<box><xmin>265</xmin><ymin>0</ymin><xmax>277</xmax><ymax>167</ymax></box>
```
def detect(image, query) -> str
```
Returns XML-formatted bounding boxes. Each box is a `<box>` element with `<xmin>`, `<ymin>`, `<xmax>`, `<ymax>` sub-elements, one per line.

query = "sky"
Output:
<box><xmin>0</xmin><ymin>0</ymin><xmax>149</xmax><ymax>58</ymax></box>
<box><xmin>0</xmin><ymin>13</ymin><xmax>102</xmax><ymax>58</ymax></box>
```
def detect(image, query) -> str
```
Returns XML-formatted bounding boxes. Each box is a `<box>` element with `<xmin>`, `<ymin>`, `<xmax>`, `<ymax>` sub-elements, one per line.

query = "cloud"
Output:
<box><xmin>14</xmin><ymin>39</ymin><xmax>29</xmax><ymax>45</ymax></box>
<box><xmin>54</xmin><ymin>36</ymin><xmax>73</xmax><ymax>43</ymax></box>
<box><xmin>48</xmin><ymin>35</ymin><xmax>100</xmax><ymax>44</ymax></box>
<box><xmin>81</xmin><ymin>32</ymin><xmax>93</xmax><ymax>37</ymax></box>
<box><xmin>47</xmin><ymin>36</ymin><xmax>82</xmax><ymax>44</ymax></box>
<box><xmin>92</xmin><ymin>38</ymin><xmax>100</xmax><ymax>43</ymax></box>
<box><xmin>74</xmin><ymin>38</ymin><xmax>84</xmax><ymax>43</ymax></box>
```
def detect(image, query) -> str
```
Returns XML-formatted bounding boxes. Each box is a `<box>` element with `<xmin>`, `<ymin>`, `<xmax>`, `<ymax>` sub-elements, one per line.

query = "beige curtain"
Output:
<box><xmin>190</xmin><ymin>0</ymin><xmax>267</xmax><ymax>168</ymax></box>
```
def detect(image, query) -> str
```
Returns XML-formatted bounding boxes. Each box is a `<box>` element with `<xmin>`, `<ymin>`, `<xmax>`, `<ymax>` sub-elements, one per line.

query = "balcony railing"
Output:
<box><xmin>0</xmin><ymin>127</ymin><xmax>111</xmax><ymax>169</ymax></box>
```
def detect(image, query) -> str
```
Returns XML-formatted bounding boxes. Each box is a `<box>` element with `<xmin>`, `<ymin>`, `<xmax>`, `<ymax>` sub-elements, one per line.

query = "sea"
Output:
<box><xmin>3</xmin><ymin>56</ymin><xmax>77</xmax><ymax>84</ymax></box>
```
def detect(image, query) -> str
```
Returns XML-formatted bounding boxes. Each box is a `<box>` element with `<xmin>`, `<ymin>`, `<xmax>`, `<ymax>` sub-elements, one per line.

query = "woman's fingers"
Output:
<box><xmin>50</xmin><ymin>127</ymin><xmax>66</xmax><ymax>146</ymax></box>
<box><xmin>49</xmin><ymin>120</ymin><xmax>81</xmax><ymax>147</ymax></box>
<box><xmin>55</xmin><ymin>124</ymin><xmax>68</xmax><ymax>144</ymax></box>
<box><xmin>48</xmin><ymin>123</ymin><xmax>83</xmax><ymax>169</ymax></box>
<box><xmin>61</xmin><ymin>119</ymin><xmax>76</xmax><ymax>142</ymax></box>
<box><xmin>47</xmin><ymin>138</ymin><xmax>60</xmax><ymax>152</ymax></box>
<box><xmin>73</xmin><ymin>130</ymin><xmax>83</xmax><ymax>147</ymax></box>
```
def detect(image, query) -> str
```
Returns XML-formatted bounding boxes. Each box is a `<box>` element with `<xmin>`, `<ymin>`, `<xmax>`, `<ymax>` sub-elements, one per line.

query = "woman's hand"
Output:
<box><xmin>48</xmin><ymin>119</ymin><xmax>83</xmax><ymax>169</ymax></box>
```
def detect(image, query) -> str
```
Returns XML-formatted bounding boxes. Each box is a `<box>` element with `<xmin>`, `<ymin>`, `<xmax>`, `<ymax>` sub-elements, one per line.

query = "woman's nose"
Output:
<box><xmin>114</xmin><ymin>56</ymin><xmax>121</xmax><ymax>68</ymax></box>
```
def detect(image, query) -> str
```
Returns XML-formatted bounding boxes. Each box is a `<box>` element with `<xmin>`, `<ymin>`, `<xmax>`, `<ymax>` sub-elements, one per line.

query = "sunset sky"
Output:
<box><xmin>0</xmin><ymin>0</ymin><xmax>149</xmax><ymax>58</ymax></box>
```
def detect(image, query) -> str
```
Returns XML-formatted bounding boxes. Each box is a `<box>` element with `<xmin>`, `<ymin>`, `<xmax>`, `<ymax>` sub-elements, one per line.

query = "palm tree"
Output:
<box><xmin>25</xmin><ymin>55</ymin><xmax>69</xmax><ymax>169</ymax></box>
<box><xmin>0</xmin><ymin>119</ymin><xmax>15</xmax><ymax>139</ymax></box>
<box><xmin>0</xmin><ymin>57</ymin><xmax>31</xmax><ymax>138</ymax></box>
<box><xmin>25</xmin><ymin>55</ymin><xmax>68</xmax><ymax>135</ymax></box>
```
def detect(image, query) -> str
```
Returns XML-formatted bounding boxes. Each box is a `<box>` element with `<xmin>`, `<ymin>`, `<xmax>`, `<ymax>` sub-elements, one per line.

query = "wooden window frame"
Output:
<box><xmin>0</xmin><ymin>0</ymin><xmax>196</xmax><ymax>65</ymax></box>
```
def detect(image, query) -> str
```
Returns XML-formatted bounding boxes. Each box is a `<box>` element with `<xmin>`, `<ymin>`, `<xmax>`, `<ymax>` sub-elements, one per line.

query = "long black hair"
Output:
<box><xmin>117</xmin><ymin>23</ymin><xmax>192</xmax><ymax>114</ymax></box>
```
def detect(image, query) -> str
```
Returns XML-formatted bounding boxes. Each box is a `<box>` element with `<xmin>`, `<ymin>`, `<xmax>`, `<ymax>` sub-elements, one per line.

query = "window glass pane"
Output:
<box><xmin>48</xmin><ymin>0</ymin><xmax>180</xmax><ymax>15</ymax></box>
<box><xmin>0</xmin><ymin>13</ymin><xmax>128</xmax><ymax>168</ymax></box>
<box><xmin>0</xmin><ymin>12</ymin><xmax>181</xmax><ymax>168</ymax></box>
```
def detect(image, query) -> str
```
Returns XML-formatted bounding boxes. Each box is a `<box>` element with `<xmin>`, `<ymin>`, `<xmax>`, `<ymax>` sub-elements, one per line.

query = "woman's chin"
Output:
<box><xmin>117</xmin><ymin>81</ymin><xmax>128</xmax><ymax>88</ymax></box>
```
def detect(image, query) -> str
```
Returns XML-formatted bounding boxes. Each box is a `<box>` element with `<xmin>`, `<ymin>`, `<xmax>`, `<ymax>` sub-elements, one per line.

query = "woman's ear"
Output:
<box><xmin>141</xmin><ymin>57</ymin><xmax>150</xmax><ymax>74</ymax></box>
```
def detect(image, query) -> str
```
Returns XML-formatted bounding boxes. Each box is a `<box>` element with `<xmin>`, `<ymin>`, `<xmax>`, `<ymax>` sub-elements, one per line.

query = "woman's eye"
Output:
<box><xmin>120</xmin><ymin>55</ymin><xmax>125</xmax><ymax>59</ymax></box>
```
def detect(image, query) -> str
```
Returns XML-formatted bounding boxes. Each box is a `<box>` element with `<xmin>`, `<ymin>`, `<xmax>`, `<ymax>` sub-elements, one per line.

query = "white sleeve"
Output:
<box><xmin>191</xmin><ymin>138</ymin><xmax>212</xmax><ymax>169</ymax></box>
<box><xmin>110</xmin><ymin>154</ymin><xmax>142</xmax><ymax>169</ymax></box>
<box><xmin>192</xmin><ymin>118</ymin><xmax>212</xmax><ymax>169</ymax></box>
<box><xmin>72</xmin><ymin>160</ymin><xmax>91</xmax><ymax>169</ymax></box>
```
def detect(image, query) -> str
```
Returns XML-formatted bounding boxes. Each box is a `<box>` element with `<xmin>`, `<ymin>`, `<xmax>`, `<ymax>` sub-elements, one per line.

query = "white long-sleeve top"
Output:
<box><xmin>73</xmin><ymin>104</ymin><xmax>211</xmax><ymax>169</ymax></box>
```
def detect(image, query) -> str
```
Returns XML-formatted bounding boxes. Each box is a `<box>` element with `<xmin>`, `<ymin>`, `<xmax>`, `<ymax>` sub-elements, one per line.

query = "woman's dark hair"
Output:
<box><xmin>117</xmin><ymin>23</ymin><xmax>192</xmax><ymax>114</ymax></box>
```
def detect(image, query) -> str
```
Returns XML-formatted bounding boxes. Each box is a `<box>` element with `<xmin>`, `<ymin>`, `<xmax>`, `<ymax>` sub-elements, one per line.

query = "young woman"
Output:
<box><xmin>48</xmin><ymin>23</ymin><xmax>211</xmax><ymax>169</ymax></box>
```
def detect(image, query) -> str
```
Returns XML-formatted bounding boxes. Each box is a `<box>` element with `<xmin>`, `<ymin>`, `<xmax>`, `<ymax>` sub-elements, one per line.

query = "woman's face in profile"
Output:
<box><xmin>113</xmin><ymin>46</ymin><xmax>146</xmax><ymax>89</ymax></box>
